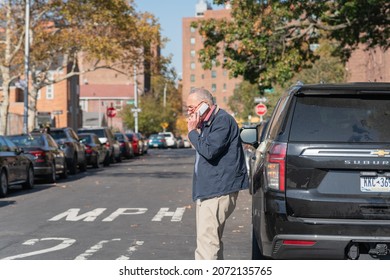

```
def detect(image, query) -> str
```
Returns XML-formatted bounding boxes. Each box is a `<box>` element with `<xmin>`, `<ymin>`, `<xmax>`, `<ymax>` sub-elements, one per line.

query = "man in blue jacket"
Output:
<box><xmin>186</xmin><ymin>87</ymin><xmax>249</xmax><ymax>260</ymax></box>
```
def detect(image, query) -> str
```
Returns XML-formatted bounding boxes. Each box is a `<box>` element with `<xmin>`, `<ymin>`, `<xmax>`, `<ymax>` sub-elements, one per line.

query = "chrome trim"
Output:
<box><xmin>302</xmin><ymin>149</ymin><xmax>390</xmax><ymax>158</ymax></box>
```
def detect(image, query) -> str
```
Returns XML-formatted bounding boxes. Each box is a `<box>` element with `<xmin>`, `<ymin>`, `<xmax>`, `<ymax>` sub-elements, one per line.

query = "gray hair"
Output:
<box><xmin>189</xmin><ymin>87</ymin><xmax>215</xmax><ymax>105</ymax></box>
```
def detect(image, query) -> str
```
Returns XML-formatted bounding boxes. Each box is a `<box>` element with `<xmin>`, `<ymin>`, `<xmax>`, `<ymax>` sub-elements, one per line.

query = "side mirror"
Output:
<box><xmin>240</xmin><ymin>127</ymin><xmax>258</xmax><ymax>148</ymax></box>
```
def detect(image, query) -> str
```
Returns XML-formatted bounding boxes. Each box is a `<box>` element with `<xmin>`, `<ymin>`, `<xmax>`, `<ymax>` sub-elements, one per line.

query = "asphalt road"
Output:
<box><xmin>0</xmin><ymin>148</ymin><xmax>251</xmax><ymax>260</ymax></box>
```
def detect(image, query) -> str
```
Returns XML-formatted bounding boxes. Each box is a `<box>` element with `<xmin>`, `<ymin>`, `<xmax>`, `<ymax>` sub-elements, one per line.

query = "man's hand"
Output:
<box><xmin>187</xmin><ymin>112</ymin><xmax>200</xmax><ymax>132</ymax></box>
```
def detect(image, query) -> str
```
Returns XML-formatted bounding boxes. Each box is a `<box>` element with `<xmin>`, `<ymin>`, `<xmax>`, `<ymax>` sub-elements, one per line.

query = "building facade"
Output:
<box><xmin>182</xmin><ymin>1</ymin><xmax>242</xmax><ymax>113</ymax></box>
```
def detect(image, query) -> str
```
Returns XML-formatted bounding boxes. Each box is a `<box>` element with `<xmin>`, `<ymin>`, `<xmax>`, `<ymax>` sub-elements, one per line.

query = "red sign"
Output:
<box><xmin>255</xmin><ymin>103</ymin><xmax>267</xmax><ymax>116</ymax></box>
<box><xmin>106</xmin><ymin>107</ymin><xmax>117</xmax><ymax>118</ymax></box>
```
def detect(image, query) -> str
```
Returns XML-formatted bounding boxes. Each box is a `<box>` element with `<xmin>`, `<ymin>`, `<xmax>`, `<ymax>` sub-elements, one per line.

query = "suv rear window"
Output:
<box><xmin>290</xmin><ymin>95</ymin><xmax>390</xmax><ymax>142</ymax></box>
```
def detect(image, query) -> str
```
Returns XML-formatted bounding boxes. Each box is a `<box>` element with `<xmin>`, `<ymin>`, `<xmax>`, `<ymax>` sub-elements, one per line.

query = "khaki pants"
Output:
<box><xmin>195</xmin><ymin>192</ymin><xmax>238</xmax><ymax>260</ymax></box>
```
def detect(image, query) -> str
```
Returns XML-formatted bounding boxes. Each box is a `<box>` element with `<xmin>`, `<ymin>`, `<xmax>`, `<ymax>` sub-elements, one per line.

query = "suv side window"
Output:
<box><xmin>267</xmin><ymin>93</ymin><xmax>290</xmax><ymax>140</ymax></box>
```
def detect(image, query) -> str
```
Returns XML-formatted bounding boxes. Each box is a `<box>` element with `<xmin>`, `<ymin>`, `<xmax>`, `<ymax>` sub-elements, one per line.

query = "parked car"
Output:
<box><xmin>240</xmin><ymin>82</ymin><xmax>390</xmax><ymax>260</ymax></box>
<box><xmin>158</xmin><ymin>132</ymin><xmax>177</xmax><ymax>148</ymax></box>
<box><xmin>148</xmin><ymin>134</ymin><xmax>167</xmax><ymax>149</ymax></box>
<box><xmin>176</xmin><ymin>136</ymin><xmax>185</xmax><ymax>148</ymax></box>
<box><xmin>183</xmin><ymin>139</ymin><xmax>191</xmax><ymax>148</ymax></box>
<box><xmin>114</xmin><ymin>132</ymin><xmax>134</xmax><ymax>159</ymax></box>
<box><xmin>78</xmin><ymin>133</ymin><xmax>109</xmax><ymax>168</ymax></box>
<box><xmin>8</xmin><ymin>133</ymin><xmax>68</xmax><ymax>183</ymax></box>
<box><xmin>125</xmin><ymin>132</ymin><xmax>143</xmax><ymax>155</ymax></box>
<box><xmin>78</xmin><ymin>127</ymin><xmax>121</xmax><ymax>163</ymax></box>
<box><xmin>49</xmin><ymin>127</ymin><xmax>87</xmax><ymax>175</ymax></box>
<box><xmin>0</xmin><ymin>136</ymin><xmax>34</xmax><ymax>197</ymax></box>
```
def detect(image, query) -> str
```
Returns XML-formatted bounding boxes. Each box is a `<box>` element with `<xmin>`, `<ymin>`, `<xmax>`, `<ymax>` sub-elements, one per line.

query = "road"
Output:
<box><xmin>0</xmin><ymin>148</ymin><xmax>251</xmax><ymax>260</ymax></box>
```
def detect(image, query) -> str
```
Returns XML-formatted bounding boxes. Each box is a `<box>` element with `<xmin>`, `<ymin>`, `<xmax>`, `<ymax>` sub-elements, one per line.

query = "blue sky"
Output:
<box><xmin>135</xmin><ymin>0</ymin><xmax>222</xmax><ymax>77</ymax></box>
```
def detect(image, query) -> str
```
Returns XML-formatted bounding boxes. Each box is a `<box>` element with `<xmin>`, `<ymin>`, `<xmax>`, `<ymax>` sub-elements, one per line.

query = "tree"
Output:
<box><xmin>0</xmin><ymin>0</ymin><xmax>25</xmax><ymax>133</ymax></box>
<box><xmin>194</xmin><ymin>0</ymin><xmax>389</xmax><ymax>91</ymax></box>
<box><xmin>121</xmin><ymin>75</ymin><xmax>182</xmax><ymax>135</ymax></box>
<box><xmin>228</xmin><ymin>39</ymin><xmax>348</xmax><ymax>122</ymax></box>
<box><xmin>0</xmin><ymin>0</ymin><xmax>163</xmax><ymax>134</ymax></box>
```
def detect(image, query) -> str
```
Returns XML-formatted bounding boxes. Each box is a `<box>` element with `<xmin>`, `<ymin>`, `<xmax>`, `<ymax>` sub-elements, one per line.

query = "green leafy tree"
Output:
<box><xmin>194</xmin><ymin>0</ymin><xmax>389</xmax><ymax>91</ymax></box>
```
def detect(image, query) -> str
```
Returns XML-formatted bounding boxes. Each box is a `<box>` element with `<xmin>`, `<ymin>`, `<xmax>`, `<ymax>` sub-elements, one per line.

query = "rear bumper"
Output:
<box><xmin>260</xmin><ymin>214</ymin><xmax>390</xmax><ymax>259</ymax></box>
<box><xmin>271</xmin><ymin>233</ymin><xmax>390</xmax><ymax>259</ymax></box>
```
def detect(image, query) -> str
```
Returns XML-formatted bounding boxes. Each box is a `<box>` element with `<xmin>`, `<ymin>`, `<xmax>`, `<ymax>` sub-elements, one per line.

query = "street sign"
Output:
<box><xmin>106</xmin><ymin>107</ymin><xmax>117</xmax><ymax>118</ymax></box>
<box><xmin>52</xmin><ymin>110</ymin><xmax>63</xmax><ymax>115</ymax></box>
<box><xmin>255</xmin><ymin>103</ymin><xmax>267</xmax><ymax>116</ymax></box>
<box><xmin>131</xmin><ymin>108</ymin><xmax>142</xmax><ymax>113</ymax></box>
<box><xmin>254</xmin><ymin>97</ymin><xmax>267</xmax><ymax>103</ymax></box>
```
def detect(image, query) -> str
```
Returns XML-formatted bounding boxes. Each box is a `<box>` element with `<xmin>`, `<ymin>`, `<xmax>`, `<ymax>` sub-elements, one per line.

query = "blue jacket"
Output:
<box><xmin>188</xmin><ymin>107</ymin><xmax>249</xmax><ymax>201</ymax></box>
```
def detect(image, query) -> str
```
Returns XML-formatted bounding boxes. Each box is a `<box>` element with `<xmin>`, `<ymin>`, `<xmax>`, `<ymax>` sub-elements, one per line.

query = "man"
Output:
<box><xmin>186</xmin><ymin>87</ymin><xmax>249</xmax><ymax>260</ymax></box>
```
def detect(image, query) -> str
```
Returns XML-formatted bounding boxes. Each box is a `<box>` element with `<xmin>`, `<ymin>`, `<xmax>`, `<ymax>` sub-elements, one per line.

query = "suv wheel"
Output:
<box><xmin>252</xmin><ymin>227</ymin><xmax>267</xmax><ymax>260</ymax></box>
<box><xmin>69</xmin><ymin>155</ymin><xmax>77</xmax><ymax>175</ymax></box>
<box><xmin>0</xmin><ymin>170</ymin><xmax>8</xmax><ymax>198</ymax></box>
<box><xmin>79</xmin><ymin>159</ymin><xmax>87</xmax><ymax>172</ymax></box>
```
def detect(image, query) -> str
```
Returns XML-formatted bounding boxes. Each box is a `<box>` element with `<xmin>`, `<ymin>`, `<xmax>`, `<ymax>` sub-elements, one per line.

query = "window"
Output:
<box><xmin>211</xmin><ymin>84</ymin><xmax>216</xmax><ymax>92</ymax></box>
<box><xmin>46</xmin><ymin>72</ymin><xmax>54</xmax><ymax>99</ymax></box>
<box><xmin>15</xmin><ymin>88</ymin><xmax>24</xmax><ymax>102</ymax></box>
<box><xmin>190</xmin><ymin>37</ymin><xmax>195</xmax><ymax>45</ymax></box>
<box><xmin>46</xmin><ymin>84</ymin><xmax>54</xmax><ymax>99</ymax></box>
<box><xmin>190</xmin><ymin>50</ymin><xmax>196</xmax><ymax>58</ymax></box>
<box><xmin>190</xmin><ymin>75</ymin><xmax>195</xmax><ymax>82</ymax></box>
<box><xmin>190</xmin><ymin>26</ymin><xmax>196</xmax><ymax>33</ymax></box>
<box><xmin>211</xmin><ymin>71</ymin><xmax>217</xmax><ymax>78</ymax></box>
<box><xmin>223</xmin><ymin>83</ymin><xmax>227</xmax><ymax>91</ymax></box>
<box><xmin>190</xmin><ymin>63</ymin><xmax>196</xmax><ymax>70</ymax></box>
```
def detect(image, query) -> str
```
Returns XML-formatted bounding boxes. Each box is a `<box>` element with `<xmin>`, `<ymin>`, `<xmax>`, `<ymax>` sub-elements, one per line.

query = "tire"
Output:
<box><xmin>252</xmin><ymin>226</ymin><xmax>267</xmax><ymax>260</ymax></box>
<box><xmin>79</xmin><ymin>158</ymin><xmax>87</xmax><ymax>172</ymax></box>
<box><xmin>46</xmin><ymin>163</ymin><xmax>56</xmax><ymax>184</ymax></box>
<box><xmin>92</xmin><ymin>154</ymin><xmax>99</xmax><ymax>168</ymax></box>
<box><xmin>69</xmin><ymin>155</ymin><xmax>77</xmax><ymax>175</ymax></box>
<box><xmin>0</xmin><ymin>170</ymin><xmax>8</xmax><ymax>198</ymax></box>
<box><xmin>103</xmin><ymin>152</ymin><xmax>110</xmax><ymax>167</ymax></box>
<box><xmin>59</xmin><ymin>160</ymin><xmax>68</xmax><ymax>179</ymax></box>
<box><xmin>116</xmin><ymin>153</ymin><xmax>122</xmax><ymax>163</ymax></box>
<box><xmin>22</xmin><ymin>165</ymin><xmax>34</xmax><ymax>189</ymax></box>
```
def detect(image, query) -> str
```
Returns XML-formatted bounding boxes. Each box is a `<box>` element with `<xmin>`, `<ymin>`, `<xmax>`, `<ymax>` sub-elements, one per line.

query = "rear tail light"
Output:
<box><xmin>120</xmin><ymin>142</ymin><xmax>125</xmax><ymax>147</ymax></box>
<box><xmin>30</xmin><ymin>150</ymin><xmax>46</xmax><ymax>163</ymax></box>
<box><xmin>105</xmin><ymin>142</ymin><xmax>110</xmax><ymax>149</ymax></box>
<box><xmin>85</xmin><ymin>145</ymin><xmax>93</xmax><ymax>154</ymax></box>
<box><xmin>282</xmin><ymin>240</ymin><xmax>316</xmax><ymax>246</ymax></box>
<box><xmin>266</xmin><ymin>142</ymin><xmax>287</xmax><ymax>191</ymax></box>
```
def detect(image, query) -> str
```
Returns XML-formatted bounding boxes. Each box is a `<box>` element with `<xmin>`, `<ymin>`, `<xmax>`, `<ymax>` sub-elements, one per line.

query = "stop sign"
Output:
<box><xmin>255</xmin><ymin>103</ymin><xmax>267</xmax><ymax>116</ymax></box>
<box><xmin>106</xmin><ymin>107</ymin><xmax>117</xmax><ymax>118</ymax></box>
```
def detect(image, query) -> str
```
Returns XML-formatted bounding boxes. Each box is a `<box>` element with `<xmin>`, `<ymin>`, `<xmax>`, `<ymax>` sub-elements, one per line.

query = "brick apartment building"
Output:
<box><xmin>7</xmin><ymin>63</ymin><xmax>81</xmax><ymax>135</ymax></box>
<box><xmin>182</xmin><ymin>1</ymin><xmax>242</xmax><ymax>114</ymax></box>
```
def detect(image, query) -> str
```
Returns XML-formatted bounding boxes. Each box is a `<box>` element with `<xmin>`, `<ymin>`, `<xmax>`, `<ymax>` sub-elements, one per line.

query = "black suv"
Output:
<box><xmin>241</xmin><ymin>82</ymin><xmax>390</xmax><ymax>260</ymax></box>
<box><xmin>49</xmin><ymin>127</ymin><xmax>87</xmax><ymax>174</ymax></box>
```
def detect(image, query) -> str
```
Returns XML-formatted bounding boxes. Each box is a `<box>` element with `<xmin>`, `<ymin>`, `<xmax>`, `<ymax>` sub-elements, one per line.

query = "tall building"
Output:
<box><xmin>182</xmin><ymin>1</ymin><xmax>242</xmax><ymax>113</ymax></box>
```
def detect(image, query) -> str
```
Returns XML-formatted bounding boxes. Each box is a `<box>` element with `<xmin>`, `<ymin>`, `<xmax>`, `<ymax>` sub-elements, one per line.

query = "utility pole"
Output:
<box><xmin>23</xmin><ymin>0</ymin><xmax>30</xmax><ymax>133</ymax></box>
<box><xmin>133</xmin><ymin>66</ymin><xmax>138</xmax><ymax>133</ymax></box>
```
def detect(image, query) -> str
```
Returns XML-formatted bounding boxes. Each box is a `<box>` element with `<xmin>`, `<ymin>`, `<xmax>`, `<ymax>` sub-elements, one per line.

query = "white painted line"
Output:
<box><xmin>2</xmin><ymin>238</ymin><xmax>76</xmax><ymax>260</ymax></box>
<box><xmin>75</xmin><ymin>238</ymin><xmax>121</xmax><ymax>260</ymax></box>
<box><xmin>116</xmin><ymin>241</ymin><xmax>144</xmax><ymax>260</ymax></box>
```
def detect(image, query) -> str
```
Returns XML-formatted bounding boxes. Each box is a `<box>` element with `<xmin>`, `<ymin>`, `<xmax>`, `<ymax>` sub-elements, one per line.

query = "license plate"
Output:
<box><xmin>153</xmin><ymin>144</ymin><xmax>158</xmax><ymax>147</ymax></box>
<box><xmin>360</xmin><ymin>177</ymin><xmax>390</xmax><ymax>192</ymax></box>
